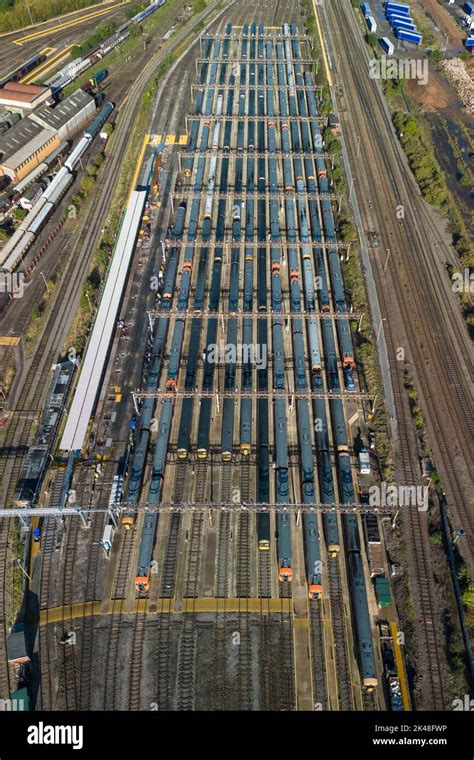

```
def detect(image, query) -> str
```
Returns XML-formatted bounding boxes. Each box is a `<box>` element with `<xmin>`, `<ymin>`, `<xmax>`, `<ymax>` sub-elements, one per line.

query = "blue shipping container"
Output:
<box><xmin>391</xmin><ymin>19</ymin><xmax>416</xmax><ymax>31</ymax></box>
<box><xmin>396</xmin><ymin>28</ymin><xmax>422</xmax><ymax>44</ymax></box>
<box><xmin>367</xmin><ymin>16</ymin><xmax>377</xmax><ymax>32</ymax></box>
<box><xmin>386</xmin><ymin>11</ymin><xmax>412</xmax><ymax>21</ymax></box>
<box><xmin>380</xmin><ymin>36</ymin><xmax>395</xmax><ymax>55</ymax></box>
<box><xmin>385</xmin><ymin>2</ymin><xmax>410</xmax><ymax>15</ymax></box>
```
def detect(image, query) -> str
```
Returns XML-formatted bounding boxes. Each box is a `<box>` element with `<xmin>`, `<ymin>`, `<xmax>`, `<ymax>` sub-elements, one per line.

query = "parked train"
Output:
<box><xmin>128</xmin><ymin>25</ymin><xmax>379</xmax><ymax>695</ymax></box>
<box><xmin>47</xmin><ymin>2</ymin><xmax>166</xmax><ymax>94</ymax></box>
<box><xmin>0</xmin><ymin>53</ymin><xmax>47</xmax><ymax>88</ymax></box>
<box><xmin>0</xmin><ymin>103</ymin><xmax>114</xmax><ymax>274</ymax></box>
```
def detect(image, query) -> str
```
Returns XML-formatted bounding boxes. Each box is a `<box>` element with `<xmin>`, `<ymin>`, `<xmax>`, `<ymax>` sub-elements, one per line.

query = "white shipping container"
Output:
<box><xmin>367</xmin><ymin>15</ymin><xmax>377</xmax><ymax>32</ymax></box>
<box><xmin>380</xmin><ymin>36</ymin><xmax>395</xmax><ymax>55</ymax></box>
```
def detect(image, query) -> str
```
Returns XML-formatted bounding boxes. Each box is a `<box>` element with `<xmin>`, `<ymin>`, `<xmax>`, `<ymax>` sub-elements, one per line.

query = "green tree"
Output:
<box><xmin>80</xmin><ymin>175</ymin><xmax>96</xmax><ymax>195</ymax></box>
<box><xmin>428</xmin><ymin>48</ymin><xmax>443</xmax><ymax>63</ymax></box>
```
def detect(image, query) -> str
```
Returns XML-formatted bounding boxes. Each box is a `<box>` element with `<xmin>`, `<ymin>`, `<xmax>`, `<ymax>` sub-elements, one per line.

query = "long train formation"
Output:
<box><xmin>0</xmin><ymin>101</ymin><xmax>114</xmax><ymax>274</ymax></box>
<box><xmin>122</xmin><ymin>23</ymin><xmax>377</xmax><ymax>690</ymax></box>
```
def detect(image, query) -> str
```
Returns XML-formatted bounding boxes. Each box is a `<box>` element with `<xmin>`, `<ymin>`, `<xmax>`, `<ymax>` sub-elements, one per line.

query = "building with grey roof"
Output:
<box><xmin>0</xmin><ymin>90</ymin><xmax>97</xmax><ymax>181</ymax></box>
<box><xmin>30</xmin><ymin>88</ymin><xmax>96</xmax><ymax>141</ymax></box>
<box><xmin>0</xmin><ymin>118</ymin><xmax>59</xmax><ymax>181</ymax></box>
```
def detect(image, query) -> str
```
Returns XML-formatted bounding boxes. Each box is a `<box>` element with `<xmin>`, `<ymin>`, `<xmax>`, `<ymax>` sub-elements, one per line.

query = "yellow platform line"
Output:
<box><xmin>13</xmin><ymin>1</ymin><xmax>130</xmax><ymax>46</ymax></box>
<box><xmin>311</xmin><ymin>0</ymin><xmax>333</xmax><ymax>88</ymax></box>
<box><xmin>29</xmin><ymin>516</ymin><xmax>40</xmax><ymax>576</ymax></box>
<box><xmin>390</xmin><ymin>621</ymin><xmax>411</xmax><ymax>710</ymax></box>
<box><xmin>39</xmin><ymin>46</ymin><xmax>56</xmax><ymax>56</ymax></box>
<box><xmin>39</xmin><ymin>597</ymin><xmax>293</xmax><ymax>624</ymax></box>
<box><xmin>0</xmin><ymin>336</ymin><xmax>20</xmax><ymax>346</ymax></box>
<box><xmin>20</xmin><ymin>45</ymin><xmax>76</xmax><ymax>83</ymax></box>
<box><xmin>127</xmin><ymin>134</ymin><xmax>150</xmax><ymax>203</ymax></box>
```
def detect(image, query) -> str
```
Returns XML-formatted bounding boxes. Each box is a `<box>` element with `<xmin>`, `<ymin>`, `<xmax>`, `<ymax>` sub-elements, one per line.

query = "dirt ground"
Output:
<box><xmin>408</xmin><ymin>63</ymin><xmax>474</xmax><ymax>126</ymax></box>
<box><xmin>408</xmin><ymin>68</ymin><xmax>453</xmax><ymax>111</ymax></box>
<box><xmin>418</xmin><ymin>0</ymin><xmax>465</xmax><ymax>50</ymax></box>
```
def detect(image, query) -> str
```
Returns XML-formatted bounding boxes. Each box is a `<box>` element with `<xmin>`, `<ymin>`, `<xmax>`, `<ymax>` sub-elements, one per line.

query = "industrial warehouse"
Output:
<box><xmin>0</xmin><ymin>0</ymin><xmax>472</xmax><ymax>747</ymax></box>
<box><xmin>0</xmin><ymin>88</ymin><xmax>97</xmax><ymax>181</ymax></box>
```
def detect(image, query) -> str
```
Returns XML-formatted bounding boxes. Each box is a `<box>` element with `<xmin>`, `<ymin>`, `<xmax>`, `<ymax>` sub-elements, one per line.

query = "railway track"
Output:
<box><xmin>215</xmin><ymin>511</ymin><xmax>231</xmax><ymax>597</ymax></box>
<box><xmin>362</xmin><ymin>688</ymin><xmax>378</xmax><ymax>712</ymax></box>
<box><xmin>0</xmin><ymin>27</ymin><xmax>190</xmax><ymax>695</ymax></box>
<box><xmin>78</xmin><ymin>506</ymin><xmax>108</xmax><ymax>710</ymax></box>
<box><xmin>374</xmin><ymin>262</ymin><xmax>446</xmax><ymax>709</ymax></box>
<box><xmin>309</xmin><ymin>600</ymin><xmax>328</xmax><ymax>710</ymax></box>
<box><xmin>277</xmin><ymin>607</ymin><xmax>295</xmax><ymax>710</ymax></box>
<box><xmin>129</xmin><ymin>612</ymin><xmax>147</xmax><ymax>710</ymax></box>
<box><xmin>194</xmin><ymin>460</ymin><xmax>208</xmax><ymax>503</ymax></box>
<box><xmin>172</xmin><ymin>460</ymin><xmax>188</xmax><ymax>503</ymax></box>
<box><xmin>2</xmin><ymin>0</ymin><xmax>239</xmax><ymax>710</ymax></box>
<box><xmin>215</xmin><ymin>464</ymin><xmax>233</xmax><ymax>596</ymax></box>
<box><xmin>184</xmin><ymin>512</ymin><xmax>204</xmax><ymax>598</ymax></box>
<box><xmin>259</xmin><ymin>615</ymin><xmax>272</xmax><ymax>708</ymax></box>
<box><xmin>155</xmin><ymin>612</ymin><xmax>173</xmax><ymax>710</ymax></box>
<box><xmin>257</xmin><ymin>550</ymin><xmax>272</xmax><ymax>598</ymax></box>
<box><xmin>103</xmin><ymin>612</ymin><xmax>123</xmax><ymax>710</ymax></box>
<box><xmin>237</xmin><ymin>610</ymin><xmax>253</xmax><ymax>708</ymax></box>
<box><xmin>0</xmin><ymin>532</ymin><xmax>9</xmax><ymax>697</ymax></box>
<box><xmin>236</xmin><ymin>511</ymin><xmax>251</xmax><ymax>596</ymax></box>
<box><xmin>57</xmin><ymin>517</ymin><xmax>81</xmax><ymax>710</ymax></box>
<box><xmin>175</xmin><ymin>615</ymin><xmax>197</xmax><ymax>710</ymax></box>
<box><xmin>160</xmin><ymin>514</ymin><xmax>181</xmax><ymax>597</ymax></box>
<box><xmin>112</xmin><ymin>530</ymin><xmax>135</xmax><ymax>599</ymax></box>
<box><xmin>327</xmin><ymin>555</ymin><xmax>355</xmax><ymax>710</ymax></box>
<box><xmin>37</xmin><ymin>518</ymin><xmax>58</xmax><ymax>709</ymax></box>
<box><xmin>325</xmin><ymin>0</ymin><xmax>471</xmax><ymax>709</ymax></box>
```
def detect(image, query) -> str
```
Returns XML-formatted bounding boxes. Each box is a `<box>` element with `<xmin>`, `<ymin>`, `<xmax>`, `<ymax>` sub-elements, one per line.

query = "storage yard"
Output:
<box><xmin>33</xmin><ymin>18</ymin><xmax>395</xmax><ymax>712</ymax></box>
<box><xmin>0</xmin><ymin>0</ymin><xmax>471</xmax><ymax>725</ymax></box>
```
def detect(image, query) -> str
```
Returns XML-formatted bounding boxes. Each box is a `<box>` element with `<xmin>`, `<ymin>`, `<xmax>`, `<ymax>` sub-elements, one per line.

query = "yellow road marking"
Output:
<box><xmin>293</xmin><ymin>618</ymin><xmax>309</xmax><ymax>629</ymax></box>
<box><xmin>311</xmin><ymin>0</ymin><xmax>333</xmax><ymax>88</ymax></box>
<box><xmin>39</xmin><ymin>597</ymin><xmax>293</xmax><ymax>623</ymax></box>
<box><xmin>29</xmin><ymin>517</ymin><xmax>40</xmax><ymax>574</ymax></box>
<box><xmin>13</xmin><ymin>1</ymin><xmax>130</xmax><ymax>46</ymax></box>
<box><xmin>390</xmin><ymin>621</ymin><xmax>411</xmax><ymax>710</ymax></box>
<box><xmin>20</xmin><ymin>44</ymin><xmax>76</xmax><ymax>83</ymax></box>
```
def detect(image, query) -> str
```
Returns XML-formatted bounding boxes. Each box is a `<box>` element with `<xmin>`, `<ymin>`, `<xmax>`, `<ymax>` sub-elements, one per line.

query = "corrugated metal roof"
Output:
<box><xmin>0</xmin><ymin>116</ymin><xmax>55</xmax><ymax>161</ymax></box>
<box><xmin>31</xmin><ymin>89</ymin><xmax>95</xmax><ymax>131</ymax></box>
<box><xmin>0</xmin><ymin>127</ymin><xmax>56</xmax><ymax>170</ymax></box>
